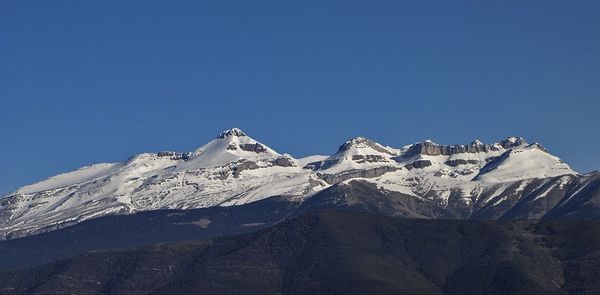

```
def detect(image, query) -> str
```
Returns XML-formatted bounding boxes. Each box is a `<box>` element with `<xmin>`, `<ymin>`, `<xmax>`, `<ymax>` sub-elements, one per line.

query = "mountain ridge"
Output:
<box><xmin>0</xmin><ymin>128</ymin><xmax>589</xmax><ymax>239</ymax></box>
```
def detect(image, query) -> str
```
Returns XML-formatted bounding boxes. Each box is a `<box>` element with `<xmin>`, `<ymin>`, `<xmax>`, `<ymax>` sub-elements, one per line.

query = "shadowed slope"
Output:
<box><xmin>1</xmin><ymin>211</ymin><xmax>600</xmax><ymax>294</ymax></box>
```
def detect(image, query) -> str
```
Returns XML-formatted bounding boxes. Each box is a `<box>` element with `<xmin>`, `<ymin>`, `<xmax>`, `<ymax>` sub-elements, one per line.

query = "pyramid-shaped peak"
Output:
<box><xmin>185</xmin><ymin>128</ymin><xmax>282</xmax><ymax>168</ymax></box>
<box><xmin>217</xmin><ymin>128</ymin><xmax>247</xmax><ymax>139</ymax></box>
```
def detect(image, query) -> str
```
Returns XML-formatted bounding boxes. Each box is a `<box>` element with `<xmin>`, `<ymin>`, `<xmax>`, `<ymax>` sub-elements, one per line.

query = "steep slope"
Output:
<box><xmin>544</xmin><ymin>171</ymin><xmax>600</xmax><ymax>219</ymax></box>
<box><xmin>2</xmin><ymin>211</ymin><xmax>600</xmax><ymax>295</ymax></box>
<box><xmin>295</xmin><ymin>180</ymin><xmax>452</xmax><ymax>219</ymax></box>
<box><xmin>300</xmin><ymin>173</ymin><xmax>600</xmax><ymax>220</ymax></box>
<box><xmin>475</xmin><ymin>143</ymin><xmax>574</xmax><ymax>182</ymax></box>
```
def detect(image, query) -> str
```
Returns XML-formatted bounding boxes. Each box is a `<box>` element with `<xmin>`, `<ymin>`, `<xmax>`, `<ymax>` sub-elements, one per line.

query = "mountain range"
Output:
<box><xmin>1</xmin><ymin>128</ymin><xmax>598</xmax><ymax>240</ymax></box>
<box><xmin>1</xmin><ymin>128</ymin><xmax>600</xmax><ymax>294</ymax></box>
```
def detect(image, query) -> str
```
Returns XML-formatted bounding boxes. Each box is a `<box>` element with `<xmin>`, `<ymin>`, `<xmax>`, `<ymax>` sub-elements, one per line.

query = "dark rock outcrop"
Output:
<box><xmin>499</xmin><ymin>136</ymin><xmax>527</xmax><ymax>148</ymax></box>
<box><xmin>239</xmin><ymin>143</ymin><xmax>267</xmax><ymax>153</ymax></box>
<box><xmin>156</xmin><ymin>151</ymin><xmax>190</xmax><ymax>160</ymax></box>
<box><xmin>232</xmin><ymin>160</ymin><xmax>261</xmax><ymax>177</ymax></box>
<box><xmin>317</xmin><ymin>166</ymin><xmax>398</xmax><ymax>184</ymax></box>
<box><xmin>405</xmin><ymin>159</ymin><xmax>433</xmax><ymax>170</ymax></box>
<box><xmin>444</xmin><ymin>159</ymin><xmax>480</xmax><ymax>167</ymax></box>
<box><xmin>351</xmin><ymin>154</ymin><xmax>388</xmax><ymax>163</ymax></box>
<box><xmin>402</xmin><ymin>141</ymin><xmax>493</xmax><ymax>158</ymax></box>
<box><xmin>270</xmin><ymin>156</ymin><xmax>296</xmax><ymax>167</ymax></box>
<box><xmin>401</xmin><ymin>137</ymin><xmax>528</xmax><ymax>158</ymax></box>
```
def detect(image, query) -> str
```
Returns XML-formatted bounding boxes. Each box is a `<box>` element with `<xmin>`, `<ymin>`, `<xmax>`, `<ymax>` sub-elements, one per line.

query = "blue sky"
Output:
<box><xmin>1</xmin><ymin>1</ymin><xmax>599</xmax><ymax>194</ymax></box>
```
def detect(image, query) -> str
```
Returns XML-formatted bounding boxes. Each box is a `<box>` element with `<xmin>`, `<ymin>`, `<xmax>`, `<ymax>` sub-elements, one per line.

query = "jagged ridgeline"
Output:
<box><xmin>1</xmin><ymin>128</ymin><xmax>598</xmax><ymax>239</ymax></box>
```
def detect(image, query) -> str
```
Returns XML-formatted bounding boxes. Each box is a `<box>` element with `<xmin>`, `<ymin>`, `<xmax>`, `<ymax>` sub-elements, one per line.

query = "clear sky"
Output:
<box><xmin>1</xmin><ymin>1</ymin><xmax>599</xmax><ymax>195</ymax></box>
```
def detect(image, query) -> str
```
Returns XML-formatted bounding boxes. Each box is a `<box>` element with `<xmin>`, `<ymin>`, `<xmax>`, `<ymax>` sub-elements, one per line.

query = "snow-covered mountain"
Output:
<box><xmin>0</xmin><ymin>128</ymin><xmax>589</xmax><ymax>239</ymax></box>
<box><xmin>0</xmin><ymin>128</ymin><xmax>326</xmax><ymax>238</ymax></box>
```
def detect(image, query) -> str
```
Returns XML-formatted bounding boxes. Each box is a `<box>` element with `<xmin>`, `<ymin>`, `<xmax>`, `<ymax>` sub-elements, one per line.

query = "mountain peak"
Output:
<box><xmin>499</xmin><ymin>136</ymin><xmax>527</xmax><ymax>148</ymax></box>
<box><xmin>527</xmin><ymin>142</ymin><xmax>548</xmax><ymax>153</ymax></box>
<box><xmin>338</xmin><ymin>137</ymin><xmax>370</xmax><ymax>150</ymax></box>
<box><xmin>217</xmin><ymin>128</ymin><xmax>247</xmax><ymax>139</ymax></box>
<box><xmin>336</xmin><ymin>137</ymin><xmax>396</xmax><ymax>156</ymax></box>
<box><xmin>188</xmin><ymin>128</ymin><xmax>280</xmax><ymax>166</ymax></box>
<box><xmin>471</xmin><ymin>139</ymin><xmax>484</xmax><ymax>146</ymax></box>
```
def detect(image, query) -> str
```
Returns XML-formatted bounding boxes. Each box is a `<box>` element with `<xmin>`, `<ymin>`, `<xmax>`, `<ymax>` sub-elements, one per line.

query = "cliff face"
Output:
<box><xmin>401</xmin><ymin>137</ymin><xmax>527</xmax><ymax>158</ymax></box>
